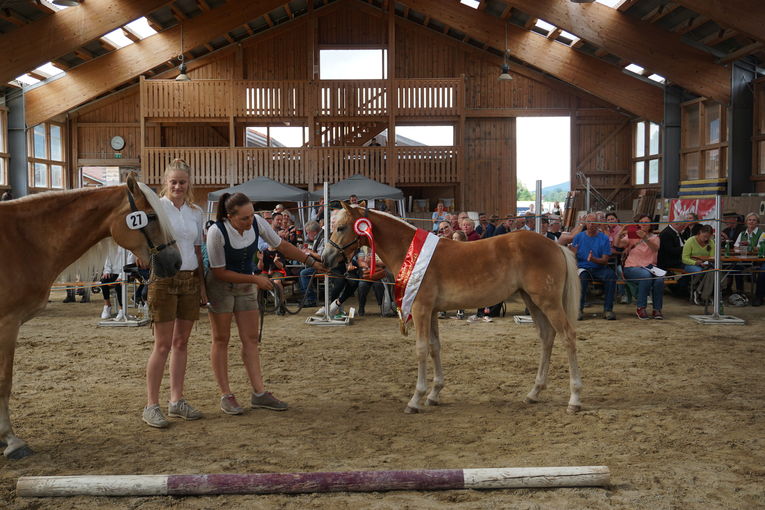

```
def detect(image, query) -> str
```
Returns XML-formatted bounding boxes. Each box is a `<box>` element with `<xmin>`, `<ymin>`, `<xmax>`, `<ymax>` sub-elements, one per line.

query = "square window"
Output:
<box><xmin>33</xmin><ymin>125</ymin><xmax>46</xmax><ymax>159</ymax></box>
<box><xmin>649</xmin><ymin>123</ymin><xmax>660</xmax><ymax>155</ymax></box>
<box><xmin>635</xmin><ymin>161</ymin><xmax>644</xmax><ymax>185</ymax></box>
<box><xmin>648</xmin><ymin>159</ymin><xmax>659</xmax><ymax>184</ymax></box>
<box><xmin>34</xmin><ymin>162</ymin><xmax>47</xmax><ymax>187</ymax></box>
<box><xmin>50</xmin><ymin>125</ymin><xmax>63</xmax><ymax>161</ymax></box>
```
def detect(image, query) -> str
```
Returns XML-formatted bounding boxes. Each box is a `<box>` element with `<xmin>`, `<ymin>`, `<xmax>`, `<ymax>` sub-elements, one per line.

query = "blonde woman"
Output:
<box><xmin>143</xmin><ymin>159</ymin><xmax>207</xmax><ymax>428</ymax></box>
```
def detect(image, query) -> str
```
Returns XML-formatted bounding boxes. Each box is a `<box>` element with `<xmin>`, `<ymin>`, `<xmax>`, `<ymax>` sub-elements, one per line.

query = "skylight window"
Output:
<box><xmin>624</xmin><ymin>63</ymin><xmax>645</xmax><ymax>74</ymax></box>
<box><xmin>648</xmin><ymin>74</ymin><xmax>666</xmax><ymax>84</ymax></box>
<box><xmin>595</xmin><ymin>0</ymin><xmax>622</xmax><ymax>7</ymax></box>
<box><xmin>102</xmin><ymin>28</ymin><xmax>133</xmax><ymax>48</ymax></box>
<box><xmin>534</xmin><ymin>19</ymin><xmax>556</xmax><ymax>34</ymax></box>
<box><xmin>459</xmin><ymin>0</ymin><xmax>480</xmax><ymax>8</ymax></box>
<box><xmin>559</xmin><ymin>30</ymin><xmax>580</xmax><ymax>45</ymax></box>
<box><xmin>125</xmin><ymin>17</ymin><xmax>157</xmax><ymax>39</ymax></box>
<box><xmin>14</xmin><ymin>75</ymin><xmax>40</xmax><ymax>85</ymax></box>
<box><xmin>34</xmin><ymin>62</ymin><xmax>64</xmax><ymax>78</ymax></box>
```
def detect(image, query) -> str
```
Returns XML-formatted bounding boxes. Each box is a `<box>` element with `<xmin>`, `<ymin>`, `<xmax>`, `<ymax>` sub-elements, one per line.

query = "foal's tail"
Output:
<box><xmin>559</xmin><ymin>245</ymin><xmax>581</xmax><ymax>326</ymax></box>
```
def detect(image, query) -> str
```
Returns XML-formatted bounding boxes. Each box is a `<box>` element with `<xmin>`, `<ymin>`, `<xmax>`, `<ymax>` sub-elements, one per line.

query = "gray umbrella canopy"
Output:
<box><xmin>207</xmin><ymin>176</ymin><xmax>310</xmax><ymax>203</ymax></box>
<box><xmin>308</xmin><ymin>174</ymin><xmax>404</xmax><ymax>201</ymax></box>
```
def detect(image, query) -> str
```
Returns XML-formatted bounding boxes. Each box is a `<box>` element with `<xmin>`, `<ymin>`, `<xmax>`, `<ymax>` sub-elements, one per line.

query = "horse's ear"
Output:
<box><xmin>126</xmin><ymin>172</ymin><xmax>139</xmax><ymax>193</ymax></box>
<box><xmin>341</xmin><ymin>201</ymin><xmax>353</xmax><ymax>214</ymax></box>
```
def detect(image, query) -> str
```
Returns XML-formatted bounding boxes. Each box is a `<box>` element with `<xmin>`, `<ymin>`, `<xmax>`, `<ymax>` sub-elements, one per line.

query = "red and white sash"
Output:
<box><xmin>394</xmin><ymin>228</ymin><xmax>440</xmax><ymax>324</ymax></box>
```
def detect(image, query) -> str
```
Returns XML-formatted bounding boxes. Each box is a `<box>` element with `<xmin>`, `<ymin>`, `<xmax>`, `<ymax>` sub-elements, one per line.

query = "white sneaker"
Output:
<box><xmin>100</xmin><ymin>305</ymin><xmax>112</xmax><ymax>319</ymax></box>
<box><xmin>482</xmin><ymin>316</ymin><xmax>493</xmax><ymax>323</ymax></box>
<box><xmin>329</xmin><ymin>299</ymin><xmax>342</xmax><ymax>316</ymax></box>
<box><xmin>467</xmin><ymin>314</ymin><xmax>479</xmax><ymax>323</ymax></box>
<box><xmin>315</xmin><ymin>306</ymin><xmax>325</xmax><ymax>315</ymax></box>
<box><xmin>115</xmin><ymin>310</ymin><xmax>126</xmax><ymax>321</ymax></box>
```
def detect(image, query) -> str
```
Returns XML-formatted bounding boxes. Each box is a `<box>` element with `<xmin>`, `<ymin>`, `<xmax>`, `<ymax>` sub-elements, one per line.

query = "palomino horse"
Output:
<box><xmin>0</xmin><ymin>174</ymin><xmax>181</xmax><ymax>459</ymax></box>
<box><xmin>323</xmin><ymin>204</ymin><xmax>582</xmax><ymax>414</ymax></box>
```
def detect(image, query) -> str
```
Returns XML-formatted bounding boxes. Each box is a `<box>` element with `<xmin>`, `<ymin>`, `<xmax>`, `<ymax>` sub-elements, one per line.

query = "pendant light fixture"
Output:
<box><xmin>175</xmin><ymin>24</ymin><xmax>191</xmax><ymax>82</ymax></box>
<box><xmin>498</xmin><ymin>23</ymin><xmax>512</xmax><ymax>81</ymax></box>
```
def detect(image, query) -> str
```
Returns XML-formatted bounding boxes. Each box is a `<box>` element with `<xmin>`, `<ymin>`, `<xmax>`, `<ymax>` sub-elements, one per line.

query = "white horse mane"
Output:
<box><xmin>58</xmin><ymin>182</ymin><xmax>176</xmax><ymax>284</ymax></box>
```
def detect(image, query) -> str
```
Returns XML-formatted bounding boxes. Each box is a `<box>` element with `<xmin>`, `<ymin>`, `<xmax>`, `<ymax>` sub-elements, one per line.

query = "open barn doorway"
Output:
<box><xmin>516</xmin><ymin>117</ymin><xmax>570</xmax><ymax>215</ymax></box>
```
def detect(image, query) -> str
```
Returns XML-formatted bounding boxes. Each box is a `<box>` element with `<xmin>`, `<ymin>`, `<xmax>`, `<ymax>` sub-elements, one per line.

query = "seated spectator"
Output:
<box><xmin>753</xmin><ymin>232</ymin><xmax>765</xmax><ymax>306</ymax></box>
<box><xmin>557</xmin><ymin>215</ymin><xmax>585</xmax><ymax>246</ymax></box>
<box><xmin>461</xmin><ymin>218</ymin><xmax>481</xmax><ymax>241</ymax></box>
<box><xmin>523</xmin><ymin>212</ymin><xmax>535</xmax><ymax>231</ymax></box>
<box><xmin>448</xmin><ymin>213</ymin><xmax>461</xmax><ymax>231</ymax></box>
<box><xmin>452</xmin><ymin>230</ymin><xmax>467</xmax><ymax>242</ymax></box>
<box><xmin>357</xmin><ymin>249</ymin><xmax>396</xmax><ymax>317</ymax></box>
<box><xmin>658</xmin><ymin>216</ymin><xmax>690</xmax><ymax>298</ymax></box>
<box><xmin>493</xmin><ymin>216</ymin><xmax>513</xmax><ymax>236</ymax></box>
<box><xmin>605</xmin><ymin>212</ymin><xmax>631</xmax><ymax>304</ymax></box>
<box><xmin>99</xmin><ymin>244</ymin><xmax>129</xmax><ymax>321</ymax></box>
<box><xmin>571</xmin><ymin>212</ymin><xmax>616</xmax><ymax>320</ymax></box>
<box><xmin>615</xmin><ymin>215</ymin><xmax>664</xmax><ymax>320</ymax></box>
<box><xmin>682</xmin><ymin>224</ymin><xmax>715</xmax><ymax>304</ymax></box>
<box><xmin>681</xmin><ymin>212</ymin><xmax>701</xmax><ymax>241</ymax></box>
<box><xmin>298</xmin><ymin>220</ymin><xmax>324</xmax><ymax>307</ymax></box>
<box><xmin>348</xmin><ymin>194</ymin><xmax>359</xmax><ymax>205</ymax></box>
<box><xmin>547</xmin><ymin>215</ymin><xmax>562</xmax><ymax>240</ymax></box>
<box><xmin>315</xmin><ymin>250</ymin><xmax>360</xmax><ymax>317</ymax></box>
<box><xmin>475</xmin><ymin>212</ymin><xmax>489</xmax><ymax>236</ymax></box>
<box><xmin>437</xmin><ymin>221</ymin><xmax>454</xmax><ymax>238</ymax></box>
<box><xmin>431</xmin><ymin>201</ymin><xmax>448</xmax><ymax>233</ymax></box>
<box><xmin>733</xmin><ymin>212</ymin><xmax>763</xmax><ymax>254</ymax></box>
<box><xmin>513</xmin><ymin>216</ymin><xmax>526</xmax><ymax>232</ymax></box>
<box><xmin>721</xmin><ymin>211</ymin><xmax>744</xmax><ymax>252</ymax></box>
<box><xmin>273</xmin><ymin>203</ymin><xmax>294</xmax><ymax>222</ymax></box>
<box><xmin>482</xmin><ymin>214</ymin><xmax>499</xmax><ymax>238</ymax></box>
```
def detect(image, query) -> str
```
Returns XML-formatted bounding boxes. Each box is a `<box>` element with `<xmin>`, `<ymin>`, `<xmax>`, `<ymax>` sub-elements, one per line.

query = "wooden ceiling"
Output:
<box><xmin>1</xmin><ymin>0</ymin><xmax>763</xmax><ymax>125</ymax></box>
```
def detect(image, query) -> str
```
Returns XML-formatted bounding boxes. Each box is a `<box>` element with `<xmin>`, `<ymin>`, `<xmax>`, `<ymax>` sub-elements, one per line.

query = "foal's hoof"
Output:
<box><xmin>5</xmin><ymin>444</ymin><xmax>34</xmax><ymax>460</ymax></box>
<box><xmin>566</xmin><ymin>405</ymin><xmax>581</xmax><ymax>414</ymax></box>
<box><xmin>404</xmin><ymin>406</ymin><xmax>420</xmax><ymax>414</ymax></box>
<box><xmin>425</xmin><ymin>399</ymin><xmax>439</xmax><ymax>406</ymax></box>
<box><xmin>524</xmin><ymin>397</ymin><xmax>539</xmax><ymax>405</ymax></box>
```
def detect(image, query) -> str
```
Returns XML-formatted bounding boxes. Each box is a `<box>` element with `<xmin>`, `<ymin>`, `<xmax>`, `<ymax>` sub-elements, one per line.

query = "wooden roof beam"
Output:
<box><xmin>122</xmin><ymin>26</ymin><xmax>143</xmax><ymax>43</ymax></box>
<box><xmin>641</xmin><ymin>2</ymin><xmax>679</xmax><ymax>23</ymax></box>
<box><xmin>403</xmin><ymin>0</ymin><xmax>664</xmax><ymax>121</ymax></box>
<box><xmin>671</xmin><ymin>14</ymin><xmax>709</xmax><ymax>35</ymax></box>
<box><xmin>0</xmin><ymin>8</ymin><xmax>29</xmax><ymax>27</ymax></box>
<box><xmin>504</xmin><ymin>0</ymin><xmax>730</xmax><ymax>105</ymax></box>
<box><xmin>24</xmin><ymin>0</ymin><xmax>289</xmax><ymax>127</ymax></box>
<box><xmin>673</xmin><ymin>0</ymin><xmax>765</xmax><ymax>45</ymax></box>
<box><xmin>717</xmin><ymin>41</ymin><xmax>765</xmax><ymax>64</ymax></box>
<box><xmin>0</xmin><ymin>0</ymin><xmax>171</xmax><ymax>85</ymax></box>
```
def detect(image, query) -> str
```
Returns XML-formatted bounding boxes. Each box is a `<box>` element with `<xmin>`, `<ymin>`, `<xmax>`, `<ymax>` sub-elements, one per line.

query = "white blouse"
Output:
<box><xmin>160</xmin><ymin>197</ymin><xmax>203</xmax><ymax>271</ymax></box>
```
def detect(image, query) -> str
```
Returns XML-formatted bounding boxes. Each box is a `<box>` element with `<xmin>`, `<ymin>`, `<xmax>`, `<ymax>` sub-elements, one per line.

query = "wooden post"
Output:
<box><xmin>139</xmin><ymin>76</ymin><xmax>146</xmax><ymax>183</ymax></box>
<box><xmin>17</xmin><ymin>466</ymin><xmax>610</xmax><ymax>497</ymax></box>
<box><xmin>457</xmin><ymin>74</ymin><xmax>466</xmax><ymax>210</ymax></box>
<box><xmin>386</xmin><ymin>1</ymin><xmax>397</xmax><ymax>187</ymax></box>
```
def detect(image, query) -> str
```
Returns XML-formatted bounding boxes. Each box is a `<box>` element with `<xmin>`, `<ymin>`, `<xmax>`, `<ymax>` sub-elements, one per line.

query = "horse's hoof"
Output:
<box><xmin>567</xmin><ymin>405</ymin><xmax>581</xmax><ymax>414</ymax></box>
<box><xmin>425</xmin><ymin>399</ymin><xmax>439</xmax><ymax>406</ymax></box>
<box><xmin>524</xmin><ymin>397</ymin><xmax>539</xmax><ymax>405</ymax></box>
<box><xmin>5</xmin><ymin>444</ymin><xmax>34</xmax><ymax>460</ymax></box>
<box><xmin>404</xmin><ymin>406</ymin><xmax>420</xmax><ymax>414</ymax></box>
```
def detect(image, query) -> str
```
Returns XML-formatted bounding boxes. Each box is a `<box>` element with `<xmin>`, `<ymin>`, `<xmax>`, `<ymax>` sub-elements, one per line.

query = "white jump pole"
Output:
<box><xmin>323</xmin><ymin>181</ymin><xmax>330</xmax><ymax>320</ymax></box>
<box><xmin>17</xmin><ymin>466</ymin><xmax>610</xmax><ymax>497</ymax></box>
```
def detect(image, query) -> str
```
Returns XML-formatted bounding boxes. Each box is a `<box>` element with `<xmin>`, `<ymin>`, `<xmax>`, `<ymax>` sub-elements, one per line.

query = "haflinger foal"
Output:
<box><xmin>323</xmin><ymin>203</ymin><xmax>582</xmax><ymax>415</ymax></box>
<box><xmin>0</xmin><ymin>174</ymin><xmax>181</xmax><ymax>459</ymax></box>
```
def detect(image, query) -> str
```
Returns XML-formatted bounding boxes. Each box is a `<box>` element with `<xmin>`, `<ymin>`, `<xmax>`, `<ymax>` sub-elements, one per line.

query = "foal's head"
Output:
<box><xmin>322</xmin><ymin>204</ymin><xmax>359</xmax><ymax>269</ymax></box>
<box><xmin>109</xmin><ymin>173</ymin><xmax>182</xmax><ymax>278</ymax></box>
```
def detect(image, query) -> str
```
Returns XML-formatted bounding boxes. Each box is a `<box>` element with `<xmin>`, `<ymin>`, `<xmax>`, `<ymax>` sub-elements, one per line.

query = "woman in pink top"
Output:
<box><xmin>615</xmin><ymin>214</ymin><xmax>664</xmax><ymax>320</ymax></box>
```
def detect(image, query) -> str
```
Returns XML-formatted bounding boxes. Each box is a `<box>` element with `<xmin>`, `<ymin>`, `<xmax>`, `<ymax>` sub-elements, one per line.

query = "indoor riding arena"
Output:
<box><xmin>1</xmin><ymin>0</ymin><xmax>764</xmax><ymax>508</ymax></box>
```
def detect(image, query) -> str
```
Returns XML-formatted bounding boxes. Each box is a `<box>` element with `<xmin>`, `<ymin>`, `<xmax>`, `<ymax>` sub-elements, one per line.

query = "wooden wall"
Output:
<box><xmin>69</xmin><ymin>2</ymin><xmax>631</xmax><ymax>215</ymax></box>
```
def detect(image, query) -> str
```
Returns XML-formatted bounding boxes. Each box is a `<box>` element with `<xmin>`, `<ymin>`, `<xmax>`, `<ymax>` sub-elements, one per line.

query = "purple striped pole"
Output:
<box><xmin>17</xmin><ymin>467</ymin><xmax>610</xmax><ymax>497</ymax></box>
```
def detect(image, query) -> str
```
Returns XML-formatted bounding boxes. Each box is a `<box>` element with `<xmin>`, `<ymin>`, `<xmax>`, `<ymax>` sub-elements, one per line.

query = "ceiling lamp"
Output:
<box><xmin>52</xmin><ymin>0</ymin><xmax>81</xmax><ymax>6</ymax></box>
<box><xmin>175</xmin><ymin>25</ymin><xmax>191</xmax><ymax>82</ymax></box>
<box><xmin>498</xmin><ymin>23</ymin><xmax>512</xmax><ymax>81</ymax></box>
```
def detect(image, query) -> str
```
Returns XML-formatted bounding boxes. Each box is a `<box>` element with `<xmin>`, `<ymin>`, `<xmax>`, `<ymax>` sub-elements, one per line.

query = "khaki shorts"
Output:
<box><xmin>148</xmin><ymin>271</ymin><xmax>201</xmax><ymax>323</ymax></box>
<box><xmin>205</xmin><ymin>271</ymin><xmax>259</xmax><ymax>314</ymax></box>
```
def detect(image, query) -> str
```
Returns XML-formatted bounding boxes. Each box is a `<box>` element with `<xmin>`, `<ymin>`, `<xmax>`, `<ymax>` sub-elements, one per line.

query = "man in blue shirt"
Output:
<box><xmin>571</xmin><ymin>212</ymin><xmax>616</xmax><ymax>320</ymax></box>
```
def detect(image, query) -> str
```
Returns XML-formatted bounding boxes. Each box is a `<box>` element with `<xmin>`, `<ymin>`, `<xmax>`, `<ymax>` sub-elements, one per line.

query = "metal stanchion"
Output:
<box><xmin>690</xmin><ymin>194</ymin><xmax>745</xmax><ymax>325</ymax></box>
<box><xmin>535</xmin><ymin>180</ymin><xmax>542</xmax><ymax>233</ymax></box>
<box><xmin>306</xmin><ymin>181</ymin><xmax>351</xmax><ymax>327</ymax></box>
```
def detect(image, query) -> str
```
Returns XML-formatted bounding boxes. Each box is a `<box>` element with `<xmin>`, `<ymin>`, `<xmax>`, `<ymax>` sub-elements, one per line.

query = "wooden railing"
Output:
<box><xmin>143</xmin><ymin>146</ymin><xmax>458</xmax><ymax>186</ymax></box>
<box><xmin>143</xmin><ymin>80</ymin><xmax>231</xmax><ymax>118</ymax></box>
<box><xmin>142</xmin><ymin>78</ymin><xmax>463</xmax><ymax>118</ymax></box>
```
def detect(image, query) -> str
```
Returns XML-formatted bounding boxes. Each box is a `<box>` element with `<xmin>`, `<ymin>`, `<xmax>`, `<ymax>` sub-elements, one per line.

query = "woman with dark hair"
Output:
<box><xmin>206</xmin><ymin>192</ymin><xmax>326</xmax><ymax>415</ymax></box>
<box><xmin>615</xmin><ymin>215</ymin><xmax>664</xmax><ymax>320</ymax></box>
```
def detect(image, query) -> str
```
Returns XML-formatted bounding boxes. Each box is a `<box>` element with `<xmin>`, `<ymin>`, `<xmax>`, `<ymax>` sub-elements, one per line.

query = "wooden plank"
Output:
<box><xmin>503</xmin><ymin>0</ymin><xmax>730</xmax><ymax>106</ymax></box>
<box><xmin>403</xmin><ymin>0</ymin><xmax>664</xmax><ymax>122</ymax></box>
<box><xmin>0</xmin><ymin>0</ymin><xmax>171</xmax><ymax>85</ymax></box>
<box><xmin>25</xmin><ymin>0</ymin><xmax>289</xmax><ymax>126</ymax></box>
<box><xmin>673</xmin><ymin>0</ymin><xmax>765</xmax><ymax>45</ymax></box>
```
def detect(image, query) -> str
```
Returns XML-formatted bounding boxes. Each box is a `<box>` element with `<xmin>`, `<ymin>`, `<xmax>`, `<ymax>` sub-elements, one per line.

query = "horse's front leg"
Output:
<box><xmin>404</xmin><ymin>311</ymin><xmax>431</xmax><ymax>414</ymax></box>
<box><xmin>0</xmin><ymin>325</ymin><xmax>32</xmax><ymax>459</ymax></box>
<box><xmin>426</xmin><ymin>313</ymin><xmax>444</xmax><ymax>406</ymax></box>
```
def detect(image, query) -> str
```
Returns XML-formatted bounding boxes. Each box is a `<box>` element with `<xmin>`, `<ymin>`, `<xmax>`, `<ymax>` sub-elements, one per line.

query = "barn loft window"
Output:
<box><xmin>680</xmin><ymin>98</ymin><xmax>728</xmax><ymax>181</ymax></box>
<box><xmin>0</xmin><ymin>107</ymin><xmax>8</xmax><ymax>187</ymax></box>
<box><xmin>633</xmin><ymin>121</ymin><xmax>661</xmax><ymax>186</ymax></box>
<box><xmin>245</xmin><ymin>126</ymin><xmax>308</xmax><ymax>148</ymax></box>
<box><xmin>319</xmin><ymin>49</ymin><xmax>387</xmax><ymax>80</ymax></box>
<box><xmin>28</xmin><ymin>122</ymin><xmax>66</xmax><ymax>190</ymax></box>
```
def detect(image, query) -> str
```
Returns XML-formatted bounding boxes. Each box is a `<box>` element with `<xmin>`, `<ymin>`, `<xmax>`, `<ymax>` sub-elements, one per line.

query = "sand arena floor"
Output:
<box><xmin>1</xmin><ymin>290</ymin><xmax>763</xmax><ymax>509</ymax></box>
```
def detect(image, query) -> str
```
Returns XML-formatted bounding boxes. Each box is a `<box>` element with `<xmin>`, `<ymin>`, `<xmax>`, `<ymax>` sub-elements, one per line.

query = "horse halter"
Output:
<box><xmin>125</xmin><ymin>187</ymin><xmax>177</xmax><ymax>255</ymax></box>
<box><xmin>327</xmin><ymin>205</ymin><xmax>369</xmax><ymax>260</ymax></box>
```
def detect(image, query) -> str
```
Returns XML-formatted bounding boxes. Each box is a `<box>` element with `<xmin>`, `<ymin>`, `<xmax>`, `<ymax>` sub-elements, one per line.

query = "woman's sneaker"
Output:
<box><xmin>167</xmin><ymin>398</ymin><xmax>202</xmax><ymax>420</ymax></box>
<box><xmin>251</xmin><ymin>391</ymin><xmax>288</xmax><ymax>411</ymax></box>
<box><xmin>636</xmin><ymin>307</ymin><xmax>649</xmax><ymax>320</ymax></box>
<box><xmin>652</xmin><ymin>310</ymin><xmax>664</xmax><ymax>320</ymax></box>
<box><xmin>142</xmin><ymin>404</ymin><xmax>169</xmax><ymax>428</ymax></box>
<box><xmin>100</xmin><ymin>305</ymin><xmax>112</xmax><ymax>319</ymax></box>
<box><xmin>220</xmin><ymin>394</ymin><xmax>244</xmax><ymax>415</ymax></box>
